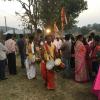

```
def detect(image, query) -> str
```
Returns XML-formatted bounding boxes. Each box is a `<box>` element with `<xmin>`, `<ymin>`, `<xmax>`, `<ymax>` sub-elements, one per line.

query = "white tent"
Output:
<box><xmin>3</xmin><ymin>29</ymin><xmax>23</xmax><ymax>35</ymax></box>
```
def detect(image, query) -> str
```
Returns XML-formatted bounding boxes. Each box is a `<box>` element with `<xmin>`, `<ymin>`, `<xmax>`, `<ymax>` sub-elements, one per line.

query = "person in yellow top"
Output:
<box><xmin>40</xmin><ymin>35</ymin><xmax>57</xmax><ymax>90</ymax></box>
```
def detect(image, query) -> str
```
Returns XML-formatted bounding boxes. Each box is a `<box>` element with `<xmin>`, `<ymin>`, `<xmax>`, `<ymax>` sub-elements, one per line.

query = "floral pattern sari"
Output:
<box><xmin>75</xmin><ymin>40</ymin><xmax>88</xmax><ymax>82</ymax></box>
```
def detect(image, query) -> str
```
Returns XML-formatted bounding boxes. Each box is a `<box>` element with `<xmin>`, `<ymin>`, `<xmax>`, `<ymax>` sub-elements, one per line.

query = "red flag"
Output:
<box><xmin>61</xmin><ymin>7</ymin><xmax>65</xmax><ymax>23</ymax></box>
<box><xmin>61</xmin><ymin>7</ymin><xmax>68</xmax><ymax>31</ymax></box>
<box><xmin>54</xmin><ymin>22</ymin><xmax>59</xmax><ymax>33</ymax></box>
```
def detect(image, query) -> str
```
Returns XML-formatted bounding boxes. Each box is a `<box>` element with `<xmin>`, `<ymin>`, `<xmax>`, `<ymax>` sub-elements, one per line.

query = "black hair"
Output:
<box><xmin>37</xmin><ymin>29</ymin><xmax>42</xmax><ymax>33</ymax></box>
<box><xmin>28</xmin><ymin>35</ymin><xmax>34</xmax><ymax>43</ymax></box>
<box><xmin>88</xmin><ymin>35</ymin><xmax>92</xmax><ymax>42</ymax></box>
<box><xmin>76</xmin><ymin>35</ymin><xmax>83</xmax><ymax>41</ymax></box>
<box><xmin>65</xmin><ymin>34</ymin><xmax>70</xmax><ymax>41</ymax></box>
<box><xmin>19</xmin><ymin>34</ymin><xmax>24</xmax><ymax>38</ymax></box>
<box><xmin>83</xmin><ymin>37</ymin><xmax>88</xmax><ymax>45</ymax></box>
<box><xmin>90</xmin><ymin>32</ymin><xmax>95</xmax><ymax>39</ymax></box>
<box><xmin>94</xmin><ymin>35</ymin><xmax>100</xmax><ymax>42</ymax></box>
<box><xmin>71</xmin><ymin>36</ymin><xmax>75</xmax><ymax>41</ymax></box>
<box><xmin>6</xmin><ymin>34</ymin><xmax>12</xmax><ymax>40</ymax></box>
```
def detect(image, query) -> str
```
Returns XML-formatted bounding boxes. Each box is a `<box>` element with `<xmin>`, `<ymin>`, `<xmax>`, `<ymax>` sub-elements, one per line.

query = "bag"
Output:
<box><xmin>54</xmin><ymin>58</ymin><xmax>62</xmax><ymax>66</ymax></box>
<box><xmin>46</xmin><ymin>59</ymin><xmax>55</xmax><ymax>70</ymax></box>
<box><xmin>53</xmin><ymin>58</ymin><xmax>65</xmax><ymax>72</ymax></box>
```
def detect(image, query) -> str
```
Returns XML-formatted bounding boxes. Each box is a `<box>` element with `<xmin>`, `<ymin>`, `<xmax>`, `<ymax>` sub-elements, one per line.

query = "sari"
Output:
<box><xmin>40</xmin><ymin>43</ymin><xmax>56</xmax><ymax>89</ymax></box>
<box><xmin>75</xmin><ymin>40</ymin><xmax>88</xmax><ymax>82</ymax></box>
<box><xmin>92</xmin><ymin>66</ymin><xmax>100</xmax><ymax>100</ymax></box>
<box><xmin>85</xmin><ymin>44</ymin><xmax>92</xmax><ymax>77</ymax></box>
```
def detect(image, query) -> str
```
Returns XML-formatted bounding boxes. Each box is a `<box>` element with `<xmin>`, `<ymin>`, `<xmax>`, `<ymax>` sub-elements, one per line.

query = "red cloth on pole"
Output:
<box><xmin>54</xmin><ymin>22</ymin><xmax>59</xmax><ymax>33</ymax></box>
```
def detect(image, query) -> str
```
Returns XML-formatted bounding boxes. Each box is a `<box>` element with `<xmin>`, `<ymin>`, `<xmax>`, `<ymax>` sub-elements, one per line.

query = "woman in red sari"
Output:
<box><xmin>75</xmin><ymin>35</ymin><xmax>88</xmax><ymax>83</ymax></box>
<box><xmin>83</xmin><ymin>38</ymin><xmax>91</xmax><ymax>78</ymax></box>
<box><xmin>40</xmin><ymin>35</ymin><xmax>57</xmax><ymax>90</ymax></box>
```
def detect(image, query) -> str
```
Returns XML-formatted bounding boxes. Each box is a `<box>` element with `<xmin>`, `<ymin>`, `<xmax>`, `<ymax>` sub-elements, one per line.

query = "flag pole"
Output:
<box><xmin>61</xmin><ymin>7</ymin><xmax>65</xmax><ymax>36</ymax></box>
<box><xmin>4</xmin><ymin>16</ymin><xmax>7</xmax><ymax>32</ymax></box>
<box><xmin>61</xmin><ymin>7</ymin><xmax>68</xmax><ymax>36</ymax></box>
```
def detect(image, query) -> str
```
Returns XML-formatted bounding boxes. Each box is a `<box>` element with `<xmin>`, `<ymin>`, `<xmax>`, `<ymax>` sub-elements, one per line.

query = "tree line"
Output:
<box><xmin>65</xmin><ymin>23</ymin><xmax>100</xmax><ymax>35</ymax></box>
<box><xmin>4</xmin><ymin>0</ymin><xmax>87</xmax><ymax>32</ymax></box>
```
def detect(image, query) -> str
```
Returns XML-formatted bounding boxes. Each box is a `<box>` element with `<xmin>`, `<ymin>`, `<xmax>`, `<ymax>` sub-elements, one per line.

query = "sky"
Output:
<box><xmin>0</xmin><ymin>0</ymin><xmax>100</xmax><ymax>29</ymax></box>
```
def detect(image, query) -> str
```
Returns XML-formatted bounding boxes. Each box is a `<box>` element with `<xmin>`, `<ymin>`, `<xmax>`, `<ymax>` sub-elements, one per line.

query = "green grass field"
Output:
<box><xmin>0</xmin><ymin>57</ymin><xmax>97</xmax><ymax>100</ymax></box>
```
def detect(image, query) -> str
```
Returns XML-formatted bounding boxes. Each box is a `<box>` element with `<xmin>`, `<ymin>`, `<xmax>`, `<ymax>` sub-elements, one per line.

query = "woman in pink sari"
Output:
<box><xmin>92</xmin><ymin>66</ymin><xmax>100</xmax><ymax>100</ymax></box>
<box><xmin>75</xmin><ymin>35</ymin><xmax>88</xmax><ymax>83</ymax></box>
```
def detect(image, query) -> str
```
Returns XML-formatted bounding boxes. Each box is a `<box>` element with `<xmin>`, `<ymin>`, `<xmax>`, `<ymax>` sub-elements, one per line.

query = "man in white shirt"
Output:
<box><xmin>0</xmin><ymin>42</ymin><xmax>8</xmax><ymax>80</ymax></box>
<box><xmin>53</xmin><ymin>36</ymin><xmax>62</xmax><ymax>53</ymax></box>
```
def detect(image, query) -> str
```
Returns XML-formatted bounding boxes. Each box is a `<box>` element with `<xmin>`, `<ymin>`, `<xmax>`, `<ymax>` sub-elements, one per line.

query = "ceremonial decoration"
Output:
<box><xmin>61</xmin><ymin>7</ymin><xmax>68</xmax><ymax>31</ymax></box>
<box><xmin>54</xmin><ymin>58</ymin><xmax>62</xmax><ymax>66</ymax></box>
<box><xmin>54</xmin><ymin>22</ymin><xmax>59</xmax><ymax>33</ymax></box>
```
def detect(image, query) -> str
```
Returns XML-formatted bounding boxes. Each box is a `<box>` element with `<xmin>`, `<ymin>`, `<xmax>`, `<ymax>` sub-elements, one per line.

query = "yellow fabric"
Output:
<box><xmin>44</xmin><ymin>43</ymin><xmax>55</xmax><ymax>61</ymax></box>
<box><xmin>27</xmin><ymin>43</ymin><xmax>33</xmax><ymax>60</ymax></box>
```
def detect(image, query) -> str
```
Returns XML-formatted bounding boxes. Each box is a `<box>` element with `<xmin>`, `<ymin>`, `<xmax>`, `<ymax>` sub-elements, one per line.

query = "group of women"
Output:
<box><xmin>24</xmin><ymin>32</ymin><xmax>100</xmax><ymax>99</ymax></box>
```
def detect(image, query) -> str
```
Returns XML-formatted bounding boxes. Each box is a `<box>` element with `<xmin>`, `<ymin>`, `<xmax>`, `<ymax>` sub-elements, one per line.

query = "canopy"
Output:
<box><xmin>3</xmin><ymin>29</ymin><xmax>23</xmax><ymax>35</ymax></box>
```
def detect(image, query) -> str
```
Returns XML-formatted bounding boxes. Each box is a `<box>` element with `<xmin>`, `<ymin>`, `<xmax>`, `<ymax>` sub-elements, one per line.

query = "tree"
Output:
<box><xmin>15</xmin><ymin>0</ymin><xmax>41</xmax><ymax>31</ymax></box>
<box><xmin>92</xmin><ymin>23</ymin><xmax>100</xmax><ymax>32</ymax></box>
<box><xmin>80</xmin><ymin>26</ymin><xmax>89</xmax><ymax>35</ymax></box>
<box><xmin>3</xmin><ymin>0</ymin><xmax>87</xmax><ymax>32</ymax></box>
<box><xmin>40</xmin><ymin>0</ymin><xmax>87</xmax><ymax>31</ymax></box>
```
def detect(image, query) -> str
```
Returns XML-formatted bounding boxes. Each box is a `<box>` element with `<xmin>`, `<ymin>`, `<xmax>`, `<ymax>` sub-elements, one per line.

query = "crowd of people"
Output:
<box><xmin>0</xmin><ymin>30</ymin><xmax>100</xmax><ymax>99</ymax></box>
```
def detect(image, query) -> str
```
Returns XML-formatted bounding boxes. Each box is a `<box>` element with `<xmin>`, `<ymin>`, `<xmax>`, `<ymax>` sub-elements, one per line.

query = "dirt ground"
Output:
<box><xmin>0</xmin><ymin>57</ymin><xmax>97</xmax><ymax>100</ymax></box>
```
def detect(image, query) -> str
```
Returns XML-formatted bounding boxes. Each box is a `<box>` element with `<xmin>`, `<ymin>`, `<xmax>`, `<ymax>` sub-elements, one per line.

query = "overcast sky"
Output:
<box><xmin>0</xmin><ymin>0</ymin><xmax>100</xmax><ymax>29</ymax></box>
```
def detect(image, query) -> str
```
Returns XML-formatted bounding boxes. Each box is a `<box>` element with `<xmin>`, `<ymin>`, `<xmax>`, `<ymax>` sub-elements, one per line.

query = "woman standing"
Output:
<box><xmin>5</xmin><ymin>34</ymin><xmax>17</xmax><ymax>75</ymax></box>
<box><xmin>83</xmin><ymin>38</ymin><xmax>91</xmax><ymax>78</ymax></box>
<box><xmin>75</xmin><ymin>35</ymin><xmax>88</xmax><ymax>82</ymax></box>
<box><xmin>25</xmin><ymin>36</ymin><xmax>36</xmax><ymax>79</ymax></box>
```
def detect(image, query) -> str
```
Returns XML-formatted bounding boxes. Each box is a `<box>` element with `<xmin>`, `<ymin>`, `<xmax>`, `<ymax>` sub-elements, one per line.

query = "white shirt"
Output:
<box><xmin>0</xmin><ymin>42</ymin><xmax>8</xmax><ymax>60</ymax></box>
<box><xmin>53</xmin><ymin>39</ymin><xmax>62</xmax><ymax>50</ymax></box>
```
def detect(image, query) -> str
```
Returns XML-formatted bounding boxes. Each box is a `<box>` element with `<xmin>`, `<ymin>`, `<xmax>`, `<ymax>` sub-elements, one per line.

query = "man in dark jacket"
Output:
<box><xmin>17</xmin><ymin>34</ymin><xmax>26</xmax><ymax>68</ymax></box>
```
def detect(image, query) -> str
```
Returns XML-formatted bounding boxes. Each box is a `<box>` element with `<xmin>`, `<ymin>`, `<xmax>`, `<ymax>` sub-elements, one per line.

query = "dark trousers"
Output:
<box><xmin>0</xmin><ymin>59</ymin><xmax>6</xmax><ymax>79</ymax></box>
<box><xmin>70</xmin><ymin>57</ymin><xmax>75</xmax><ymax>68</ymax></box>
<box><xmin>7</xmin><ymin>52</ymin><xmax>17</xmax><ymax>75</ymax></box>
<box><xmin>92</xmin><ymin>61</ymin><xmax>99</xmax><ymax>74</ymax></box>
<box><xmin>20</xmin><ymin>52</ymin><xmax>26</xmax><ymax>68</ymax></box>
<box><xmin>61</xmin><ymin>57</ymin><xmax>71</xmax><ymax>78</ymax></box>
